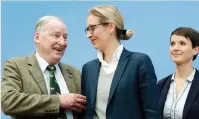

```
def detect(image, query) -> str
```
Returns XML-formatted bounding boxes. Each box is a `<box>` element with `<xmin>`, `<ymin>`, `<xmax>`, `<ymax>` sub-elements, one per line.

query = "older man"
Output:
<box><xmin>1</xmin><ymin>16</ymin><xmax>86</xmax><ymax>119</ymax></box>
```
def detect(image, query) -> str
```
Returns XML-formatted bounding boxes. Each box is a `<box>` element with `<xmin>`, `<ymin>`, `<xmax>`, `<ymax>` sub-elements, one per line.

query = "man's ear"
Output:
<box><xmin>34</xmin><ymin>32</ymin><xmax>40</xmax><ymax>44</ymax></box>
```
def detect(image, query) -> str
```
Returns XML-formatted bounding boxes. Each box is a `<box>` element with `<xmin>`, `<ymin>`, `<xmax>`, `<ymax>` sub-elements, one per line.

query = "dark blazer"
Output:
<box><xmin>80</xmin><ymin>49</ymin><xmax>160</xmax><ymax>119</ymax></box>
<box><xmin>157</xmin><ymin>69</ymin><xmax>199</xmax><ymax>119</ymax></box>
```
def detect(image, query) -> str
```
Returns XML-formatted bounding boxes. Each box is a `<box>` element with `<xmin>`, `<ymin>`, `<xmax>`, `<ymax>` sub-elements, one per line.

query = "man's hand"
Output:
<box><xmin>59</xmin><ymin>93</ymin><xmax>86</xmax><ymax>113</ymax></box>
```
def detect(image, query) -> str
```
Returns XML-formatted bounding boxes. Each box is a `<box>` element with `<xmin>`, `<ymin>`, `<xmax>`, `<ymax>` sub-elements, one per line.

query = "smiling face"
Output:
<box><xmin>86</xmin><ymin>15</ymin><xmax>111</xmax><ymax>50</ymax></box>
<box><xmin>170</xmin><ymin>35</ymin><xmax>198</xmax><ymax>65</ymax></box>
<box><xmin>34</xmin><ymin>19</ymin><xmax>67</xmax><ymax>64</ymax></box>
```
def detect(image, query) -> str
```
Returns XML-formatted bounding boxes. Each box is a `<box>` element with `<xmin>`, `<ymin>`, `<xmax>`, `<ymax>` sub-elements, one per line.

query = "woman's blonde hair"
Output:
<box><xmin>89</xmin><ymin>5</ymin><xmax>133</xmax><ymax>40</ymax></box>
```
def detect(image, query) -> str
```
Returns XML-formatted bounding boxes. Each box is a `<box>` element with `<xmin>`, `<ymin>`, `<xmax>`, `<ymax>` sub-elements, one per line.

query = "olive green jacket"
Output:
<box><xmin>1</xmin><ymin>53</ymin><xmax>81</xmax><ymax>119</ymax></box>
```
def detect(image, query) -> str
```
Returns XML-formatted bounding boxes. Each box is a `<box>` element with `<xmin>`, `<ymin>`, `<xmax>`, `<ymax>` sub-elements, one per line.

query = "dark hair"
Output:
<box><xmin>171</xmin><ymin>27</ymin><xmax>199</xmax><ymax>60</ymax></box>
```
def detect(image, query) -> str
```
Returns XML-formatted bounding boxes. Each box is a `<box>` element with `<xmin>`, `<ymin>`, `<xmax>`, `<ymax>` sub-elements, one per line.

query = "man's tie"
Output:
<box><xmin>47</xmin><ymin>65</ymin><xmax>61</xmax><ymax>94</ymax></box>
<box><xmin>47</xmin><ymin>65</ymin><xmax>66</xmax><ymax>119</ymax></box>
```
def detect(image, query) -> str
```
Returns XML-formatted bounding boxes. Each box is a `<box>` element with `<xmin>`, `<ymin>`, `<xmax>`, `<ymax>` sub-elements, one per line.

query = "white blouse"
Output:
<box><xmin>163</xmin><ymin>69</ymin><xmax>196</xmax><ymax>119</ymax></box>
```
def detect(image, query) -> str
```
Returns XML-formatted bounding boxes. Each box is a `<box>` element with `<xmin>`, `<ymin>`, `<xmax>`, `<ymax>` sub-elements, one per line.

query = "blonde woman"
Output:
<box><xmin>79</xmin><ymin>5</ymin><xmax>160</xmax><ymax>119</ymax></box>
<box><xmin>158</xmin><ymin>27</ymin><xmax>199</xmax><ymax>119</ymax></box>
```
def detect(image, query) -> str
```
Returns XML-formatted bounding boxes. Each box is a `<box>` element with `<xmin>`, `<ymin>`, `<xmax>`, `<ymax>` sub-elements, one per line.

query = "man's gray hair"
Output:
<box><xmin>34</xmin><ymin>16</ymin><xmax>65</xmax><ymax>32</ymax></box>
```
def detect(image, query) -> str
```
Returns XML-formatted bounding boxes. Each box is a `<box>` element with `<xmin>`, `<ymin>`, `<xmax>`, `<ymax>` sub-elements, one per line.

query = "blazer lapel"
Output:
<box><xmin>159</xmin><ymin>76</ymin><xmax>172</xmax><ymax>116</ymax></box>
<box><xmin>28</xmin><ymin>53</ymin><xmax>48</xmax><ymax>94</ymax></box>
<box><xmin>107</xmin><ymin>49</ymin><xmax>131</xmax><ymax>104</ymax></box>
<box><xmin>90</xmin><ymin>59</ymin><xmax>101</xmax><ymax>110</ymax></box>
<box><xmin>59</xmin><ymin>63</ymin><xmax>76</xmax><ymax>93</ymax></box>
<box><xmin>183</xmin><ymin>69</ymin><xmax>199</xmax><ymax>119</ymax></box>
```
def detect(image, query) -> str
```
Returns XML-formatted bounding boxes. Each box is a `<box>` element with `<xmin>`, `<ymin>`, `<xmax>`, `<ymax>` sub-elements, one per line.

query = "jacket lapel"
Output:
<box><xmin>28</xmin><ymin>53</ymin><xmax>48</xmax><ymax>94</ymax></box>
<box><xmin>90</xmin><ymin>59</ymin><xmax>101</xmax><ymax>110</ymax></box>
<box><xmin>59</xmin><ymin>63</ymin><xmax>76</xmax><ymax>93</ymax></box>
<box><xmin>159</xmin><ymin>76</ymin><xmax>172</xmax><ymax>116</ymax></box>
<box><xmin>183</xmin><ymin>69</ymin><xmax>199</xmax><ymax>119</ymax></box>
<box><xmin>107</xmin><ymin>49</ymin><xmax>131</xmax><ymax>104</ymax></box>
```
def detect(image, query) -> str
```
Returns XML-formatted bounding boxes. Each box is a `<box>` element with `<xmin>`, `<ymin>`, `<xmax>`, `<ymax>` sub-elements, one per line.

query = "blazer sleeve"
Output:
<box><xmin>77</xmin><ymin>64</ymin><xmax>87</xmax><ymax>119</ymax></box>
<box><xmin>1</xmin><ymin>59</ymin><xmax>60</xmax><ymax>116</ymax></box>
<box><xmin>137</xmin><ymin>54</ymin><xmax>161</xmax><ymax>119</ymax></box>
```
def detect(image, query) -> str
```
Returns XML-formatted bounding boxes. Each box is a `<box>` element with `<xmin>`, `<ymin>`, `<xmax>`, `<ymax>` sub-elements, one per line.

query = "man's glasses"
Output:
<box><xmin>85</xmin><ymin>22</ymin><xmax>109</xmax><ymax>34</ymax></box>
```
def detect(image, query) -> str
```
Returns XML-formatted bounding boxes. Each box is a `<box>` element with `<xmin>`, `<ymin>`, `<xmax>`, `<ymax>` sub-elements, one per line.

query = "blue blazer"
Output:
<box><xmin>157</xmin><ymin>69</ymin><xmax>199</xmax><ymax>119</ymax></box>
<box><xmin>80</xmin><ymin>49</ymin><xmax>160</xmax><ymax>119</ymax></box>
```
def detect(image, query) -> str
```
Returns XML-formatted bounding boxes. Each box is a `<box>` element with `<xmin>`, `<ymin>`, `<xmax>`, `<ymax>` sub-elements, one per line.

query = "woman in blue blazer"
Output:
<box><xmin>80</xmin><ymin>5</ymin><xmax>160</xmax><ymax>119</ymax></box>
<box><xmin>158</xmin><ymin>27</ymin><xmax>199</xmax><ymax>119</ymax></box>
